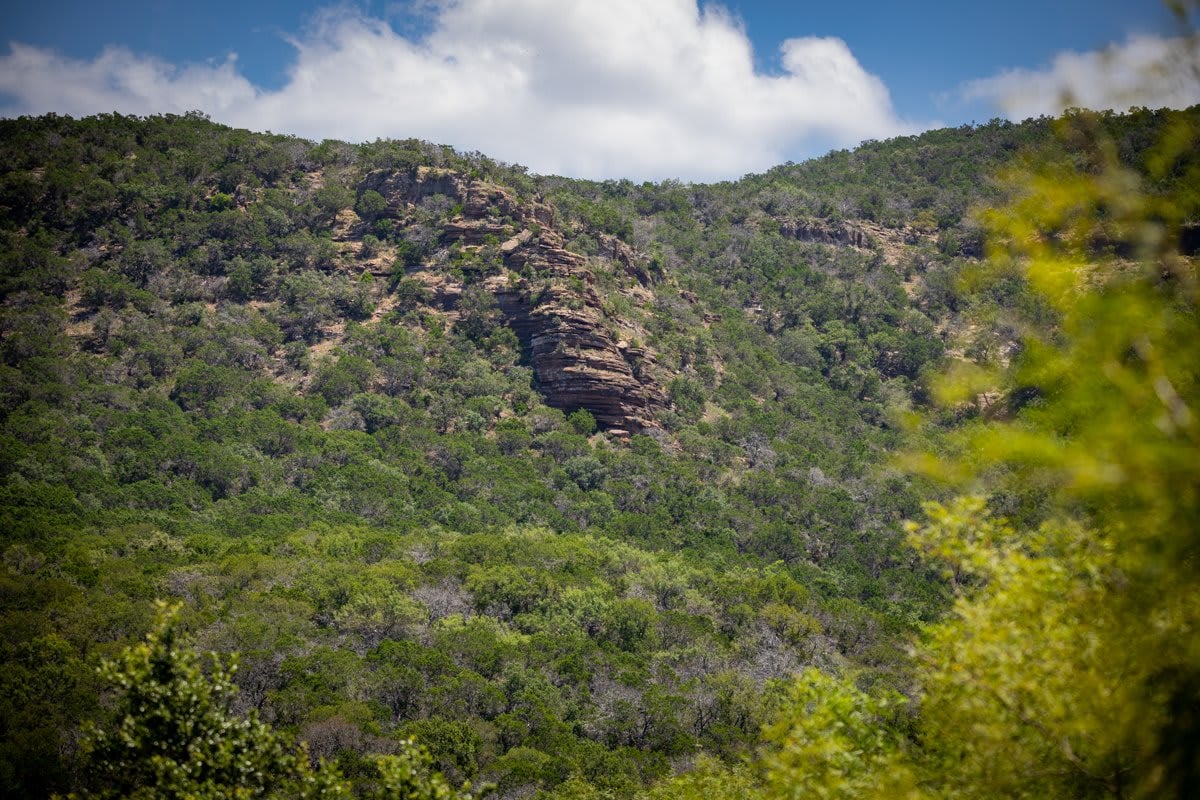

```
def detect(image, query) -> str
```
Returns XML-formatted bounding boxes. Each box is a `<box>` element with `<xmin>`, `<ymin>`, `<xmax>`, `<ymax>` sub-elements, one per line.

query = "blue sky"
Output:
<box><xmin>1</xmin><ymin>1</ymin><xmax>1195</xmax><ymax>180</ymax></box>
<box><xmin>730</xmin><ymin>1</ymin><xmax>1178</xmax><ymax>119</ymax></box>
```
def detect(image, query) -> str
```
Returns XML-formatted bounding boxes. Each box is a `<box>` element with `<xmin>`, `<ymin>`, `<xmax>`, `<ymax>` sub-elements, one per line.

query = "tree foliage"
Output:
<box><xmin>1</xmin><ymin>100</ymin><xmax>1197</xmax><ymax>799</ymax></box>
<box><xmin>71</xmin><ymin>602</ymin><xmax>347</xmax><ymax>799</ymax></box>
<box><xmin>69</xmin><ymin>603</ymin><xmax>475</xmax><ymax>800</ymax></box>
<box><xmin>898</xmin><ymin>105</ymin><xmax>1200</xmax><ymax>799</ymax></box>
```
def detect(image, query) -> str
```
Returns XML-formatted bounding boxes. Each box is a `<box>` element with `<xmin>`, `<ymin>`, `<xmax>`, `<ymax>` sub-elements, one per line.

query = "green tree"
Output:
<box><xmin>312</xmin><ymin>354</ymin><xmax>375</xmax><ymax>406</ymax></box>
<box><xmin>567</xmin><ymin>408</ymin><xmax>597</xmax><ymax>436</ymax></box>
<box><xmin>456</xmin><ymin>284</ymin><xmax>502</xmax><ymax>343</ymax></box>
<box><xmin>71</xmin><ymin>603</ymin><xmax>347</xmax><ymax>799</ymax></box>
<box><xmin>900</xmin><ymin>106</ymin><xmax>1200</xmax><ymax>798</ymax></box>
<box><xmin>315</xmin><ymin>184</ymin><xmax>355</xmax><ymax>219</ymax></box>
<box><xmin>356</xmin><ymin>189</ymin><xmax>389</xmax><ymax>222</ymax></box>
<box><xmin>759</xmin><ymin>669</ymin><xmax>915</xmax><ymax>800</ymax></box>
<box><xmin>70</xmin><ymin>604</ymin><xmax>476</xmax><ymax>800</ymax></box>
<box><xmin>370</xmin><ymin>742</ymin><xmax>475</xmax><ymax>800</ymax></box>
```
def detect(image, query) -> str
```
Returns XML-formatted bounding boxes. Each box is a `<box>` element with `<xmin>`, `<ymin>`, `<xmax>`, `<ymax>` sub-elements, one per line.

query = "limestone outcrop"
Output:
<box><xmin>493</xmin><ymin>279</ymin><xmax>667</xmax><ymax>435</ymax></box>
<box><xmin>778</xmin><ymin>217</ymin><xmax>875</xmax><ymax>249</ymax></box>
<box><xmin>360</xmin><ymin>168</ymin><xmax>668</xmax><ymax>434</ymax></box>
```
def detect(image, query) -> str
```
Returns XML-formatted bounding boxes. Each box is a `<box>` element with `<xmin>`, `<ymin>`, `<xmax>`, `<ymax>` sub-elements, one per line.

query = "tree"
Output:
<box><xmin>370</xmin><ymin>743</ymin><xmax>475</xmax><ymax>800</ymax></box>
<box><xmin>356</xmin><ymin>189</ymin><xmax>389</xmax><ymax>222</ymax></box>
<box><xmin>455</xmin><ymin>284</ymin><xmax>501</xmax><ymax>343</ymax></box>
<box><xmin>900</xmin><ymin>105</ymin><xmax>1200</xmax><ymax>798</ymax></box>
<box><xmin>70</xmin><ymin>603</ymin><xmax>476</xmax><ymax>800</ymax></box>
<box><xmin>315</xmin><ymin>184</ymin><xmax>355</xmax><ymax>220</ymax></box>
<box><xmin>567</xmin><ymin>408</ymin><xmax>597</xmax><ymax>436</ymax></box>
<box><xmin>71</xmin><ymin>603</ymin><xmax>346</xmax><ymax>799</ymax></box>
<box><xmin>662</xmin><ymin>74</ymin><xmax>1200</xmax><ymax>800</ymax></box>
<box><xmin>759</xmin><ymin>669</ymin><xmax>916</xmax><ymax>800</ymax></box>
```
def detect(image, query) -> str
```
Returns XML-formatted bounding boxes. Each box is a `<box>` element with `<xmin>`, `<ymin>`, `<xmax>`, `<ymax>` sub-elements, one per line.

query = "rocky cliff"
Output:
<box><xmin>778</xmin><ymin>216</ymin><xmax>875</xmax><ymax>249</ymax></box>
<box><xmin>360</xmin><ymin>168</ymin><xmax>668</xmax><ymax>434</ymax></box>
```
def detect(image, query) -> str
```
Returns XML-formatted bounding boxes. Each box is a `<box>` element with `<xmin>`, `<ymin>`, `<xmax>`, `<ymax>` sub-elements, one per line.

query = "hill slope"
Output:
<box><xmin>0</xmin><ymin>107</ymin><xmax>1193</xmax><ymax>797</ymax></box>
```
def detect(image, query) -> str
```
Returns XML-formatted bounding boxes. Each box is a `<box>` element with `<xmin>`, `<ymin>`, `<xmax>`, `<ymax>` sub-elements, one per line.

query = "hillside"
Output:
<box><xmin>0</xmin><ymin>107</ymin><xmax>1196</xmax><ymax>798</ymax></box>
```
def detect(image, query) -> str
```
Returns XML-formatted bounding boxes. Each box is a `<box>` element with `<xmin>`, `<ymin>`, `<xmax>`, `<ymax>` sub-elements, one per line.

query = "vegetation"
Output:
<box><xmin>0</xmin><ymin>100</ymin><xmax>1196</xmax><ymax>798</ymax></box>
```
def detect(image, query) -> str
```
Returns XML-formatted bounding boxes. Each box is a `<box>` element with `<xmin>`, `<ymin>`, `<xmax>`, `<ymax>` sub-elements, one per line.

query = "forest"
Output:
<box><xmin>0</xmin><ymin>104</ymin><xmax>1197</xmax><ymax>799</ymax></box>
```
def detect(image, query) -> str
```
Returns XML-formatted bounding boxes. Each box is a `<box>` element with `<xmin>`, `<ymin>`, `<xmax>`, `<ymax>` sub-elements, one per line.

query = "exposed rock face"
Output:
<box><xmin>360</xmin><ymin>167</ymin><xmax>668</xmax><ymax>434</ymax></box>
<box><xmin>493</xmin><ymin>280</ymin><xmax>667</xmax><ymax>435</ymax></box>
<box><xmin>597</xmin><ymin>232</ymin><xmax>653</xmax><ymax>285</ymax></box>
<box><xmin>778</xmin><ymin>217</ymin><xmax>874</xmax><ymax>249</ymax></box>
<box><xmin>360</xmin><ymin>166</ymin><xmax>554</xmax><ymax>229</ymax></box>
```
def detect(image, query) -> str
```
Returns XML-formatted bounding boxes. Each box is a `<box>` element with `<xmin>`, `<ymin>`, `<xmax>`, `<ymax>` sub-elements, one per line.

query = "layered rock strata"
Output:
<box><xmin>360</xmin><ymin>168</ymin><xmax>668</xmax><ymax>434</ymax></box>
<box><xmin>778</xmin><ymin>217</ymin><xmax>874</xmax><ymax>248</ymax></box>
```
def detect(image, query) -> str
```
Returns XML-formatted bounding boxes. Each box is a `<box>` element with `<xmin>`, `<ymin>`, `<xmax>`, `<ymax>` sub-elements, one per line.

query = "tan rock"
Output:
<box><xmin>361</xmin><ymin>167</ymin><xmax>669</xmax><ymax>433</ymax></box>
<box><xmin>499</xmin><ymin>229</ymin><xmax>533</xmax><ymax>254</ymax></box>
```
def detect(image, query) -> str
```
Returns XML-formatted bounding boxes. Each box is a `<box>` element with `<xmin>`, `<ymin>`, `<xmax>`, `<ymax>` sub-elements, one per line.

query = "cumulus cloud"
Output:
<box><xmin>0</xmin><ymin>0</ymin><xmax>918</xmax><ymax>180</ymax></box>
<box><xmin>960</xmin><ymin>34</ymin><xmax>1200</xmax><ymax>120</ymax></box>
<box><xmin>0</xmin><ymin>43</ymin><xmax>259</xmax><ymax>118</ymax></box>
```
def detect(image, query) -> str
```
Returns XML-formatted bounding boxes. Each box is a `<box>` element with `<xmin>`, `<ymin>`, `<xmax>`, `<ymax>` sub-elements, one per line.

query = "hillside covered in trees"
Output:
<box><xmin>1</xmin><ymin>106</ymin><xmax>1197</xmax><ymax>798</ymax></box>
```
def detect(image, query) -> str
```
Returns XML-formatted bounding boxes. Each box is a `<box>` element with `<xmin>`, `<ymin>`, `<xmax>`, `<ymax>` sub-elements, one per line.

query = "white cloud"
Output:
<box><xmin>0</xmin><ymin>43</ymin><xmax>259</xmax><ymax>118</ymax></box>
<box><xmin>960</xmin><ymin>34</ymin><xmax>1200</xmax><ymax>120</ymax></box>
<box><xmin>0</xmin><ymin>0</ymin><xmax>918</xmax><ymax>180</ymax></box>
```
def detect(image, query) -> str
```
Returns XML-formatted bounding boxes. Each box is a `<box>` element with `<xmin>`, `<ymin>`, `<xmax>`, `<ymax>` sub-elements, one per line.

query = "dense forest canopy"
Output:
<box><xmin>0</xmin><ymin>104</ymin><xmax>1197</xmax><ymax>798</ymax></box>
